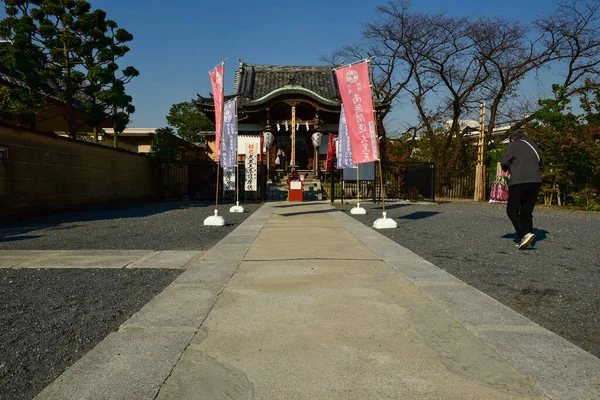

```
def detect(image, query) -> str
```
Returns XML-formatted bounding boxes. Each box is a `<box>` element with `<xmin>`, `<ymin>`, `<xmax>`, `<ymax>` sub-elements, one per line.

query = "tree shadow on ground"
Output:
<box><xmin>398</xmin><ymin>211</ymin><xmax>440</xmax><ymax>220</ymax></box>
<box><xmin>0</xmin><ymin>235</ymin><xmax>44</xmax><ymax>243</ymax></box>
<box><xmin>380</xmin><ymin>203</ymin><xmax>411</xmax><ymax>211</ymax></box>
<box><xmin>0</xmin><ymin>200</ymin><xmax>206</xmax><ymax>240</ymax></box>
<box><xmin>271</xmin><ymin>203</ymin><xmax>310</xmax><ymax>208</ymax></box>
<box><xmin>280</xmin><ymin>209</ymin><xmax>337</xmax><ymax>217</ymax></box>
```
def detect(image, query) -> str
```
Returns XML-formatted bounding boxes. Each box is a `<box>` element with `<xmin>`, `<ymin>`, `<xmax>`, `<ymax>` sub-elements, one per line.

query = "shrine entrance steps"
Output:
<box><xmin>267</xmin><ymin>170</ymin><xmax>323</xmax><ymax>201</ymax></box>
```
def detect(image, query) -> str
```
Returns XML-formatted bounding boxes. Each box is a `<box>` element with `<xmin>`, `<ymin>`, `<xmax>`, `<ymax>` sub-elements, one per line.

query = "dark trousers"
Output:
<box><xmin>506</xmin><ymin>182</ymin><xmax>542</xmax><ymax>239</ymax></box>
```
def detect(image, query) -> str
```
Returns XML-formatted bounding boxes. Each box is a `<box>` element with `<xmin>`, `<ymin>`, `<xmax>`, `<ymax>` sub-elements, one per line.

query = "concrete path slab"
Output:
<box><xmin>174</xmin><ymin>260</ymin><xmax>241</xmax><ymax>286</ymax></box>
<box><xmin>0</xmin><ymin>250</ymin><xmax>66</xmax><ymax>268</ymax></box>
<box><xmin>35</xmin><ymin>330</ymin><xmax>193</xmax><ymax>400</ymax></box>
<box><xmin>0</xmin><ymin>249</ymin><xmax>200</xmax><ymax>269</ymax></box>
<box><xmin>35</xmin><ymin>201</ymin><xmax>600</xmax><ymax>400</ymax></box>
<box><xmin>417</xmin><ymin>282</ymin><xmax>540</xmax><ymax>327</ymax></box>
<box><xmin>13</xmin><ymin>250</ymin><xmax>151</xmax><ymax>269</ymax></box>
<box><xmin>0</xmin><ymin>256</ymin><xmax>26</xmax><ymax>268</ymax></box>
<box><xmin>128</xmin><ymin>250</ymin><xmax>202</xmax><ymax>269</ymax></box>
<box><xmin>157</xmin><ymin>203</ymin><xmax>547</xmax><ymax>400</ymax></box>
<box><xmin>473</xmin><ymin>329</ymin><xmax>600</xmax><ymax>400</ymax></box>
<box><xmin>245</xmin><ymin>216</ymin><xmax>380</xmax><ymax>260</ymax></box>
<box><xmin>119</xmin><ymin>284</ymin><xmax>222</xmax><ymax>329</ymax></box>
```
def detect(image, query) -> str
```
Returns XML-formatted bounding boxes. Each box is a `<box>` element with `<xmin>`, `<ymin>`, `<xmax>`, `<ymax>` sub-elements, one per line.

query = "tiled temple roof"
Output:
<box><xmin>233</xmin><ymin>60</ymin><xmax>340</xmax><ymax>101</ymax></box>
<box><xmin>196</xmin><ymin>60</ymin><xmax>390</xmax><ymax>121</ymax></box>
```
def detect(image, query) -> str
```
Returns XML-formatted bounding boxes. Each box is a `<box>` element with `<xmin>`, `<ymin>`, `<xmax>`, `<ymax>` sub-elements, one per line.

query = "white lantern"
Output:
<box><xmin>263</xmin><ymin>131</ymin><xmax>275</xmax><ymax>148</ymax></box>
<box><xmin>311</xmin><ymin>132</ymin><xmax>323</xmax><ymax>147</ymax></box>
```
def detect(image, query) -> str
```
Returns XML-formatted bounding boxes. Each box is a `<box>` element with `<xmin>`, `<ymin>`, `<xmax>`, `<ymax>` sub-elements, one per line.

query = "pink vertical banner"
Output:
<box><xmin>334</xmin><ymin>61</ymin><xmax>379</xmax><ymax>164</ymax></box>
<box><xmin>209</xmin><ymin>62</ymin><xmax>225</xmax><ymax>163</ymax></box>
<box><xmin>326</xmin><ymin>134</ymin><xmax>337</xmax><ymax>170</ymax></box>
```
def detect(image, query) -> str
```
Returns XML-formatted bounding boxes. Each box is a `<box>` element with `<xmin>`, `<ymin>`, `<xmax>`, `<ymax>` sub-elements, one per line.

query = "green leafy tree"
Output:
<box><xmin>104</xmin><ymin>24</ymin><xmax>137</xmax><ymax>148</ymax></box>
<box><xmin>0</xmin><ymin>2</ymin><xmax>50</xmax><ymax>127</ymax></box>
<box><xmin>1</xmin><ymin>0</ymin><xmax>91</xmax><ymax>137</ymax></box>
<box><xmin>384</xmin><ymin>135</ymin><xmax>412</xmax><ymax>163</ymax></box>
<box><xmin>149</xmin><ymin>127</ymin><xmax>184</xmax><ymax>165</ymax></box>
<box><xmin>0</xmin><ymin>85</ymin><xmax>45</xmax><ymax>126</ymax></box>
<box><xmin>0</xmin><ymin>0</ymin><xmax>138</xmax><ymax>141</ymax></box>
<box><xmin>166</xmin><ymin>100</ymin><xmax>213</xmax><ymax>144</ymax></box>
<box><xmin>322</xmin><ymin>0</ymin><xmax>600</xmax><ymax>175</ymax></box>
<box><xmin>529</xmin><ymin>85</ymin><xmax>600</xmax><ymax>206</ymax></box>
<box><xmin>575</xmin><ymin>81</ymin><xmax>600</xmax><ymax>208</ymax></box>
<box><xmin>78</xmin><ymin>9</ymin><xmax>138</xmax><ymax>144</ymax></box>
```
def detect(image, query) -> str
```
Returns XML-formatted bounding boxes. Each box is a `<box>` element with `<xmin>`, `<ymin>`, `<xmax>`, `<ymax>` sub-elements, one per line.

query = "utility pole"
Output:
<box><xmin>474</xmin><ymin>104</ymin><xmax>487</xmax><ymax>201</ymax></box>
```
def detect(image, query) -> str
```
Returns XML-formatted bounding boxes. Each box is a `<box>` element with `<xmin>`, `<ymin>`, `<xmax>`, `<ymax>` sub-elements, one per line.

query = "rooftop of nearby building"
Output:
<box><xmin>232</xmin><ymin>61</ymin><xmax>341</xmax><ymax>101</ymax></box>
<box><xmin>103</xmin><ymin>128</ymin><xmax>157</xmax><ymax>137</ymax></box>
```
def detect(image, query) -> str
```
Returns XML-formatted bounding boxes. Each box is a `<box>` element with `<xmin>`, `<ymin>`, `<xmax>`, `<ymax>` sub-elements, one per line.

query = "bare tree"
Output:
<box><xmin>468</xmin><ymin>17</ymin><xmax>554</xmax><ymax>143</ymax></box>
<box><xmin>487</xmin><ymin>0</ymin><xmax>600</xmax><ymax>142</ymax></box>
<box><xmin>323</xmin><ymin>0</ymin><xmax>600</xmax><ymax>171</ymax></box>
<box><xmin>323</xmin><ymin>2</ymin><xmax>490</xmax><ymax>169</ymax></box>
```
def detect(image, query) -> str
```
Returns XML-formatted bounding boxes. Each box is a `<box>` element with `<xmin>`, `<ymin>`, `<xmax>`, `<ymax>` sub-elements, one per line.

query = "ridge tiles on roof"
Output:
<box><xmin>235</xmin><ymin>60</ymin><xmax>338</xmax><ymax>100</ymax></box>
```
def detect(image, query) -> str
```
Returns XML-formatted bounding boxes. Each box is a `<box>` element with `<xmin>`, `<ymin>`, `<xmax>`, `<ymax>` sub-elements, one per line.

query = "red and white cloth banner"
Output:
<box><xmin>334</xmin><ymin>61</ymin><xmax>379</xmax><ymax>164</ymax></box>
<box><xmin>209</xmin><ymin>62</ymin><xmax>224</xmax><ymax>163</ymax></box>
<box><xmin>326</xmin><ymin>134</ymin><xmax>337</xmax><ymax>170</ymax></box>
<box><xmin>245</xmin><ymin>138</ymin><xmax>260</xmax><ymax>191</ymax></box>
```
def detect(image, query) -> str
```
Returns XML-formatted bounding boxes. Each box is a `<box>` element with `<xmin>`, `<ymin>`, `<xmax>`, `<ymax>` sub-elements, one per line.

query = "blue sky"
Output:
<box><xmin>2</xmin><ymin>0</ymin><xmax>557</xmax><ymax>130</ymax></box>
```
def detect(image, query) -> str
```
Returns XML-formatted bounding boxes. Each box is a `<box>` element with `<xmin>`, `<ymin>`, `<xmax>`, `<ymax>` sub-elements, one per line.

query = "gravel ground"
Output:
<box><xmin>2</xmin><ymin>199</ymin><xmax>598</xmax><ymax>399</ymax></box>
<box><xmin>335</xmin><ymin>200</ymin><xmax>600</xmax><ymax>359</ymax></box>
<box><xmin>0</xmin><ymin>200</ymin><xmax>262</xmax><ymax>250</ymax></box>
<box><xmin>0</xmin><ymin>200</ymin><xmax>261</xmax><ymax>400</ymax></box>
<box><xmin>0</xmin><ymin>268</ymin><xmax>182</xmax><ymax>400</ymax></box>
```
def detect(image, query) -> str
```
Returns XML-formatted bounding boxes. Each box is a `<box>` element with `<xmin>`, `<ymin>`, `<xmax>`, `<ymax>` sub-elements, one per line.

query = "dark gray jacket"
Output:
<box><xmin>501</xmin><ymin>130</ymin><xmax>544</xmax><ymax>187</ymax></box>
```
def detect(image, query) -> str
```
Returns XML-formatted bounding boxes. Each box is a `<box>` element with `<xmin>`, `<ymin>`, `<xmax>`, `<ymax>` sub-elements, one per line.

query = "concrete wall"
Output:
<box><xmin>0</xmin><ymin>124</ymin><xmax>158</xmax><ymax>216</ymax></box>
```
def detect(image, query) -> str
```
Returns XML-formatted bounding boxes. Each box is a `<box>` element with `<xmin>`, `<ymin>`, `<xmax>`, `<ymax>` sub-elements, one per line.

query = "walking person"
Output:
<box><xmin>501</xmin><ymin>129</ymin><xmax>544</xmax><ymax>249</ymax></box>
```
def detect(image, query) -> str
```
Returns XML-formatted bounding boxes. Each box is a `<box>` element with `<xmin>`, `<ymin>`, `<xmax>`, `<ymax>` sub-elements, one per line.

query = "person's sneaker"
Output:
<box><xmin>518</xmin><ymin>233</ymin><xmax>536</xmax><ymax>249</ymax></box>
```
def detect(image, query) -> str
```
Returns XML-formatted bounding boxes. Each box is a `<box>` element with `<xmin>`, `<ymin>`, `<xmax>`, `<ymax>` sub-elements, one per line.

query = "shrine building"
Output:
<box><xmin>198</xmin><ymin>60</ymin><xmax>389</xmax><ymax>170</ymax></box>
<box><xmin>196</xmin><ymin>60</ymin><xmax>390</xmax><ymax>200</ymax></box>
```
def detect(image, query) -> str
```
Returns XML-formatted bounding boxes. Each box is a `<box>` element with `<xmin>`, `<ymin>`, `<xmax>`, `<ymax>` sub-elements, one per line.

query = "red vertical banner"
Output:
<box><xmin>334</xmin><ymin>61</ymin><xmax>379</xmax><ymax>164</ymax></box>
<box><xmin>326</xmin><ymin>134</ymin><xmax>337</xmax><ymax>170</ymax></box>
<box><xmin>209</xmin><ymin>62</ymin><xmax>225</xmax><ymax>163</ymax></box>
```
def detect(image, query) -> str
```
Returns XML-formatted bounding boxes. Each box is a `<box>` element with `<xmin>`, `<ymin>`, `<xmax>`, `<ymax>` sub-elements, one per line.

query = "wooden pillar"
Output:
<box><xmin>314</xmin><ymin>146</ymin><xmax>318</xmax><ymax>176</ymax></box>
<box><xmin>474</xmin><ymin>104</ymin><xmax>487</xmax><ymax>201</ymax></box>
<box><xmin>266</xmin><ymin>150</ymin><xmax>270</xmax><ymax>182</ymax></box>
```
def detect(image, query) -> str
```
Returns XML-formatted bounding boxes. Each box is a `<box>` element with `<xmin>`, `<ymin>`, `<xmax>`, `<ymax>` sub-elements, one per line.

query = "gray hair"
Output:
<box><xmin>509</xmin><ymin>129</ymin><xmax>528</xmax><ymax>141</ymax></box>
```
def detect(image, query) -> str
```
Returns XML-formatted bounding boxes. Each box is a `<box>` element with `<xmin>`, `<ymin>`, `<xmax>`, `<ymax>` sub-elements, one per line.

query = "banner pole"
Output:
<box><xmin>366</xmin><ymin>59</ymin><xmax>386</xmax><ymax>213</ymax></box>
<box><xmin>236</xmin><ymin>105</ymin><xmax>239</xmax><ymax>205</ymax></box>
<box><xmin>215</xmin><ymin>161</ymin><xmax>220</xmax><ymax>210</ymax></box>
<box><xmin>332</xmin><ymin>57</ymin><xmax>371</xmax><ymax>71</ymax></box>
<box><xmin>356</xmin><ymin>165</ymin><xmax>360</xmax><ymax>203</ymax></box>
<box><xmin>367</xmin><ymin>60</ymin><xmax>395</xmax><ymax>228</ymax></box>
<box><xmin>378</xmin><ymin>159</ymin><xmax>386</xmax><ymax>211</ymax></box>
<box><xmin>228</xmin><ymin>100</ymin><xmax>245</xmax><ymax>213</ymax></box>
<box><xmin>350</xmin><ymin>164</ymin><xmax>366</xmax><ymax>214</ymax></box>
<box><xmin>204</xmin><ymin>59</ymin><xmax>227</xmax><ymax>225</ymax></box>
<box><xmin>208</xmin><ymin>58</ymin><xmax>227</xmax><ymax>73</ymax></box>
